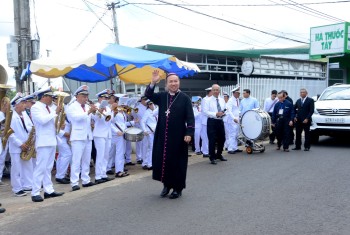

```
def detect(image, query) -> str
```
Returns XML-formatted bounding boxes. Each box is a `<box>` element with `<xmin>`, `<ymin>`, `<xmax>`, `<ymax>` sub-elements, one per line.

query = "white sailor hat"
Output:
<box><xmin>231</xmin><ymin>86</ymin><xmax>240</xmax><ymax>93</ymax></box>
<box><xmin>22</xmin><ymin>94</ymin><xmax>36</xmax><ymax>103</ymax></box>
<box><xmin>113</xmin><ymin>93</ymin><xmax>127</xmax><ymax>98</ymax></box>
<box><xmin>191</xmin><ymin>96</ymin><xmax>201</xmax><ymax>102</ymax></box>
<box><xmin>205</xmin><ymin>87</ymin><xmax>212</xmax><ymax>91</ymax></box>
<box><xmin>10</xmin><ymin>92</ymin><xmax>24</xmax><ymax>106</ymax></box>
<box><xmin>33</xmin><ymin>86</ymin><xmax>54</xmax><ymax>99</ymax></box>
<box><xmin>223</xmin><ymin>93</ymin><xmax>229</xmax><ymax>97</ymax></box>
<box><xmin>119</xmin><ymin>97</ymin><xmax>129</xmax><ymax>106</ymax></box>
<box><xmin>96</xmin><ymin>89</ymin><xmax>110</xmax><ymax>98</ymax></box>
<box><xmin>74</xmin><ymin>85</ymin><xmax>89</xmax><ymax>96</ymax></box>
<box><xmin>146</xmin><ymin>99</ymin><xmax>153</xmax><ymax>105</ymax></box>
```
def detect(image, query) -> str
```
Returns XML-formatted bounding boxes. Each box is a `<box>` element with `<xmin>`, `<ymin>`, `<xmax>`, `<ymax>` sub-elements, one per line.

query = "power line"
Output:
<box><xmin>153</xmin><ymin>0</ymin><xmax>309</xmax><ymax>44</ymax></box>
<box><xmin>82</xmin><ymin>0</ymin><xmax>113</xmax><ymax>31</ymax></box>
<box><xmin>125</xmin><ymin>0</ymin><xmax>350</xmax><ymax>7</ymax></box>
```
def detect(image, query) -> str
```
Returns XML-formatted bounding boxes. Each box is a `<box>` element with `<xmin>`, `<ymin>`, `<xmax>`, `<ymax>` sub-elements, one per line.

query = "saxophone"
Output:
<box><xmin>54</xmin><ymin>91</ymin><xmax>70</xmax><ymax>134</ymax></box>
<box><xmin>20</xmin><ymin>126</ymin><xmax>36</xmax><ymax>161</ymax></box>
<box><xmin>1</xmin><ymin>97</ymin><xmax>14</xmax><ymax>149</ymax></box>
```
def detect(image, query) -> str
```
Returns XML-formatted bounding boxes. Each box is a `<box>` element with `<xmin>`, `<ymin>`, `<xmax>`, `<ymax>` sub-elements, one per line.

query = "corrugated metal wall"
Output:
<box><xmin>221</xmin><ymin>77</ymin><xmax>327</xmax><ymax>107</ymax></box>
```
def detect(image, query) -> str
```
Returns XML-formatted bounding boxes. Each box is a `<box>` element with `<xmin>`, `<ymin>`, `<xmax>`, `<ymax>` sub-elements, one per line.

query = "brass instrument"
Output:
<box><xmin>20</xmin><ymin>126</ymin><xmax>36</xmax><ymax>161</ymax></box>
<box><xmin>85</xmin><ymin>102</ymin><xmax>111</xmax><ymax>121</ymax></box>
<box><xmin>54</xmin><ymin>91</ymin><xmax>70</xmax><ymax>134</ymax></box>
<box><xmin>112</xmin><ymin>106</ymin><xmax>138</xmax><ymax>115</ymax></box>
<box><xmin>1</xmin><ymin>96</ymin><xmax>14</xmax><ymax>149</ymax></box>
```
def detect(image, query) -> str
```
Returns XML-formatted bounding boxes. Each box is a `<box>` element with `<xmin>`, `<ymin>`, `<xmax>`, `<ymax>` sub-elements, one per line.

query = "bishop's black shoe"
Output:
<box><xmin>169</xmin><ymin>190</ymin><xmax>182</xmax><ymax>199</ymax></box>
<box><xmin>160</xmin><ymin>187</ymin><xmax>170</xmax><ymax>197</ymax></box>
<box><xmin>44</xmin><ymin>191</ymin><xmax>64</xmax><ymax>199</ymax></box>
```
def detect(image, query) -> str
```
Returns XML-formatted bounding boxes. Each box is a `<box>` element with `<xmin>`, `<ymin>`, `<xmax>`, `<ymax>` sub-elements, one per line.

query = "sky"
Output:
<box><xmin>1</xmin><ymin>0</ymin><xmax>350</xmax><ymax>88</ymax></box>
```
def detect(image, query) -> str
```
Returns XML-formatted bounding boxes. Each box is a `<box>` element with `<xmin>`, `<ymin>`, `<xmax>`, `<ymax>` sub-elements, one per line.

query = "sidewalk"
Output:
<box><xmin>0</xmin><ymin>151</ymin><xmax>209</xmax><ymax>215</ymax></box>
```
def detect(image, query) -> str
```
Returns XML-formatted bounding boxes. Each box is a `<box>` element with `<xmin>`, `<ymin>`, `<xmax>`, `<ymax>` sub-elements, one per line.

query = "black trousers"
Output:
<box><xmin>275</xmin><ymin>119</ymin><xmax>291</xmax><ymax>150</ymax></box>
<box><xmin>207</xmin><ymin>118</ymin><xmax>225</xmax><ymax>161</ymax></box>
<box><xmin>295</xmin><ymin>121</ymin><xmax>311</xmax><ymax>149</ymax></box>
<box><xmin>268</xmin><ymin>112</ymin><xmax>276</xmax><ymax>142</ymax></box>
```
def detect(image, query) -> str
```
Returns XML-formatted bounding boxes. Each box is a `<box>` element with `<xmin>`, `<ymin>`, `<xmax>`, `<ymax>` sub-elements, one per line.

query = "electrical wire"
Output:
<box><xmin>82</xmin><ymin>0</ymin><xmax>113</xmax><ymax>31</ymax></box>
<box><xmin>153</xmin><ymin>0</ymin><xmax>309</xmax><ymax>44</ymax></box>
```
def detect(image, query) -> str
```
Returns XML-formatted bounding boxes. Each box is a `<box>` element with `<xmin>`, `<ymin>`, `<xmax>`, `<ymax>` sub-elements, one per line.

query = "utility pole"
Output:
<box><xmin>13</xmin><ymin>0</ymin><xmax>32</xmax><ymax>92</ymax></box>
<box><xmin>107</xmin><ymin>1</ymin><xmax>122</xmax><ymax>92</ymax></box>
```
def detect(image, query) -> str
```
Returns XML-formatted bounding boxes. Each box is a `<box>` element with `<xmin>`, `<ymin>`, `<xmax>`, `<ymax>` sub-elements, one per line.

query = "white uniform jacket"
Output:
<box><xmin>66</xmin><ymin>101</ymin><xmax>93</xmax><ymax>141</ymax></box>
<box><xmin>112</xmin><ymin>112</ymin><xmax>128</xmax><ymax>135</ymax></box>
<box><xmin>92</xmin><ymin>102</ymin><xmax>112</xmax><ymax>138</ymax></box>
<box><xmin>226</xmin><ymin>96</ymin><xmax>240</xmax><ymax>122</ymax></box>
<box><xmin>140</xmin><ymin>109</ymin><xmax>158</xmax><ymax>133</ymax></box>
<box><xmin>31</xmin><ymin>101</ymin><xmax>57</xmax><ymax>147</ymax></box>
<box><xmin>134</xmin><ymin>103</ymin><xmax>147</xmax><ymax>128</ymax></box>
<box><xmin>193</xmin><ymin>105</ymin><xmax>201</xmax><ymax>128</ymax></box>
<box><xmin>9</xmin><ymin>111</ymin><xmax>33</xmax><ymax>153</ymax></box>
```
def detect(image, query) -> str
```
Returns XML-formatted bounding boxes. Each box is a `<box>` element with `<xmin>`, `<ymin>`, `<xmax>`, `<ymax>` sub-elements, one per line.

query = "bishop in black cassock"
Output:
<box><xmin>145</xmin><ymin>71</ymin><xmax>194</xmax><ymax>199</ymax></box>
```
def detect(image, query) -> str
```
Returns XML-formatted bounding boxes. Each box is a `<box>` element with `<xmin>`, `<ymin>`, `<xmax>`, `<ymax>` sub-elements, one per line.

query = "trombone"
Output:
<box><xmin>85</xmin><ymin>102</ymin><xmax>112</xmax><ymax>121</ymax></box>
<box><xmin>112</xmin><ymin>106</ymin><xmax>138</xmax><ymax>115</ymax></box>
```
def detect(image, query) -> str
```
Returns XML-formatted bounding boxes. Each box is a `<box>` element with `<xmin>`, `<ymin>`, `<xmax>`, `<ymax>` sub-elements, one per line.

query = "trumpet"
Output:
<box><xmin>85</xmin><ymin>102</ymin><xmax>112</xmax><ymax>121</ymax></box>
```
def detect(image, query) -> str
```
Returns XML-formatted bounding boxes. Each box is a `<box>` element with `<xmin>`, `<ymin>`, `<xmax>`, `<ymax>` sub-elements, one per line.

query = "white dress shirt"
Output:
<box><xmin>202</xmin><ymin>96</ymin><xmax>226</xmax><ymax>119</ymax></box>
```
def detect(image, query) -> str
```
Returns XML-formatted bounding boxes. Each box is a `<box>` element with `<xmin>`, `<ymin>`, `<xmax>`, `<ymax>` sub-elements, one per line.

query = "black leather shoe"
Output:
<box><xmin>44</xmin><ymin>191</ymin><xmax>64</xmax><ymax>199</ymax></box>
<box><xmin>292</xmin><ymin>147</ymin><xmax>301</xmax><ymax>150</ymax></box>
<box><xmin>142</xmin><ymin>165</ymin><xmax>149</xmax><ymax>170</ymax></box>
<box><xmin>0</xmin><ymin>207</ymin><xmax>5</xmax><ymax>213</ymax></box>
<box><xmin>102</xmin><ymin>177</ymin><xmax>113</xmax><ymax>181</ymax></box>
<box><xmin>304</xmin><ymin>148</ymin><xmax>310</xmax><ymax>151</ymax></box>
<box><xmin>31</xmin><ymin>195</ymin><xmax>44</xmax><ymax>202</ymax></box>
<box><xmin>125</xmin><ymin>162</ymin><xmax>135</xmax><ymax>166</ymax></box>
<box><xmin>160</xmin><ymin>187</ymin><xmax>170</xmax><ymax>197</ymax></box>
<box><xmin>56</xmin><ymin>178</ymin><xmax>70</xmax><ymax>184</ymax></box>
<box><xmin>106</xmin><ymin>170</ymin><xmax>114</xmax><ymax>175</ymax></box>
<box><xmin>195</xmin><ymin>152</ymin><xmax>202</xmax><ymax>155</ymax></box>
<box><xmin>147</xmin><ymin>166</ymin><xmax>153</xmax><ymax>170</ymax></box>
<box><xmin>72</xmin><ymin>185</ymin><xmax>80</xmax><ymax>191</ymax></box>
<box><xmin>95</xmin><ymin>179</ymin><xmax>106</xmax><ymax>184</ymax></box>
<box><xmin>234</xmin><ymin>149</ymin><xmax>243</xmax><ymax>153</ymax></box>
<box><xmin>203</xmin><ymin>154</ymin><xmax>210</xmax><ymax>158</ymax></box>
<box><xmin>217</xmin><ymin>156</ymin><xmax>227</xmax><ymax>161</ymax></box>
<box><xmin>136</xmin><ymin>160</ymin><xmax>143</xmax><ymax>164</ymax></box>
<box><xmin>82</xmin><ymin>182</ymin><xmax>96</xmax><ymax>187</ymax></box>
<box><xmin>227</xmin><ymin>151</ymin><xmax>236</xmax><ymax>154</ymax></box>
<box><xmin>210</xmin><ymin>160</ymin><xmax>217</xmax><ymax>165</ymax></box>
<box><xmin>169</xmin><ymin>190</ymin><xmax>182</xmax><ymax>199</ymax></box>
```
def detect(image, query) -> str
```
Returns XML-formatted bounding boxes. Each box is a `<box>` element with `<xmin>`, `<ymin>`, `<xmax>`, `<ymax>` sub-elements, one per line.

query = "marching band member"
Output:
<box><xmin>9</xmin><ymin>93</ymin><xmax>34</xmax><ymax>196</ymax></box>
<box><xmin>66</xmin><ymin>85</ymin><xmax>96</xmax><ymax>191</ymax></box>
<box><xmin>22</xmin><ymin>94</ymin><xmax>36</xmax><ymax>169</ymax></box>
<box><xmin>92</xmin><ymin>89</ymin><xmax>113</xmax><ymax>184</ymax></box>
<box><xmin>0</xmin><ymin>98</ymin><xmax>9</xmax><ymax>186</ymax></box>
<box><xmin>55</xmin><ymin>100</ymin><xmax>72</xmax><ymax>185</ymax></box>
<box><xmin>134</xmin><ymin>96</ymin><xmax>148</xmax><ymax>164</ymax></box>
<box><xmin>31</xmin><ymin>87</ymin><xmax>64</xmax><ymax>202</ymax></box>
<box><xmin>140</xmin><ymin>100</ymin><xmax>157</xmax><ymax>170</ymax></box>
<box><xmin>200</xmin><ymin>87</ymin><xmax>212</xmax><ymax>158</ymax></box>
<box><xmin>222</xmin><ymin>93</ymin><xmax>230</xmax><ymax>150</ymax></box>
<box><xmin>192</xmin><ymin>96</ymin><xmax>202</xmax><ymax>155</ymax></box>
<box><xmin>106</xmin><ymin>94</ymin><xmax>119</xmax><ymax>174</ymax></box>
<box><xmin>111</xmin><ymin>97</ymin><xmax>130</xmax><ymax>178</ymax></box>
<box><xmin>226</xmin><ymin>87</ymin><xmax>243</xmax><ymax>154</ymax></box>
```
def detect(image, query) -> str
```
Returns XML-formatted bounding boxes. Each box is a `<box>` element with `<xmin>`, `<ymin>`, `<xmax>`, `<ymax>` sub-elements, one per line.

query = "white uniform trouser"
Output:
<box><xmin>228</xmin><ymin>122</ymin><xmax>239</xmax><ymax>151</ymax></box>
<box><xmin>125</xmin><ymin>141</ymin><xmax>132</xmax><ymax>163</ymax></box>
<box><xmin>10</xmin><ymin>152</ymin><xmax>33</xmax><ymax>193</ymax></box>
<box><xmin>143</xmin><ymin>133</ymin><xmax>154</xmax><ymax>167</ymax></box>
<box><xmin>114</xmin><ymin>135</ymin><xmax>126</xmax><ymax>173</ymax></box>
<box><xmin>194</xmin><ymin>126</ymin><xmax>201</xmax><ymax>153</ymax></box>
<box><xmin>0</xmin><ymin>143</ymin><xmax>9</xmax><ymax>182</ymax></box>
<box><xmin>107</xmin><ymin>136</ymin><xmax>116</xmax><ymax>171</ymax></box>
<box><xmin>70</xmin><ymin>140</ymin><xmax>92</xmax><ymax>187</ymax></box>
<box><xmin>94</xmin><ymin>137</ymin><xmax>111</xmax><ymax>180</ymax></box>
<box><xmin>31</xmin><ymin>146</ymin><xmax>56</xmax><ymax>196</ymax></box>
<box><xmin>224</xmin><ymin>122</ymin><xmax>230</xmax><ymax>149</ymax></box>
<box><xmin>55</xmin><ymin>137</ymin><xmax>72</xmax><ymax>179</ymax></box>
<box><xmin>200</xmin><ymin>124</ymin><xmax>209</xmax><ymax>155</ymax></box>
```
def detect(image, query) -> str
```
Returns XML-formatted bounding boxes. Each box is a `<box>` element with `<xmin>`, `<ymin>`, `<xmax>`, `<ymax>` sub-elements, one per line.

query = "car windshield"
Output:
<box><xmin>319</xmin><ymin>87</ymin><xmax>350</xmax><ymax>101</ymax></box>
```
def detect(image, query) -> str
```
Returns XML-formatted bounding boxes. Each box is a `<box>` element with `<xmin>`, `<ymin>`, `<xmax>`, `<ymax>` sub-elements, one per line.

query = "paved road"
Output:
<box><xmin>1</xmin><ymin>137</ymin><xmax>350</xmax><ymax>235</ymax></box>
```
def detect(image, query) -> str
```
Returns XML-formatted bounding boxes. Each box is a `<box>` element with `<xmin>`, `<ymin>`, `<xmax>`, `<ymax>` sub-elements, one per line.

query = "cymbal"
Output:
<box><xmin>0</xmin><ymin>84</ymin><xmax>14</xmax><ymax>89</ymax></box>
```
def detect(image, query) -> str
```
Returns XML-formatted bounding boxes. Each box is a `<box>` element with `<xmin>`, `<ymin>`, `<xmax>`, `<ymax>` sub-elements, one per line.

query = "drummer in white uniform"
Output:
<box><xmin>111</xmin><ymin>97</ymin><xmax>130</xmax><ymax>178</ymax></box>
<box><xmin>226</xmin><ymin>87</ymin><xmax>243</xmax><ymax>154</ymax></box>
<box><xmin>192</xmin><ymin>96</ymin><xmax>202</xmax><ymax>155</ymax></box>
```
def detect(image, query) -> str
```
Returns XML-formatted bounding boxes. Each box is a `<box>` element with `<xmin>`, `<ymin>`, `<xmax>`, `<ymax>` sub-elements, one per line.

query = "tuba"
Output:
<box><xmin>54</xmin><ymin>91</ymin><xmax>70</xmax><ymax>134</ymax></box>
<box><xmin>1</xmin><ymin>94</ymin><xmax>14</xmax><ymax>149</ymax></box>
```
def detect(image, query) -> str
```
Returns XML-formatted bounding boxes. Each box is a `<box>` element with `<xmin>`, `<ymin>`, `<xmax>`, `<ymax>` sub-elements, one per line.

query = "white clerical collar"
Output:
<box><xmin>168</xmin><ymin>89</ymin><xmax>180</xmax><ymax>96</ymax></box>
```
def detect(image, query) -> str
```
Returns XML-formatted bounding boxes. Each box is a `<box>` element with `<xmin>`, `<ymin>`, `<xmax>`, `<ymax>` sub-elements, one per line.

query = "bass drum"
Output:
<box><xmin>240</xmin><ymin>109</ymin><xmax>271</xmax><ymax>140</ymax></box>
<box><xmin>123</xmin><ymin>127</ymin><xmax>144</xmax><ymax>142</ymax></box>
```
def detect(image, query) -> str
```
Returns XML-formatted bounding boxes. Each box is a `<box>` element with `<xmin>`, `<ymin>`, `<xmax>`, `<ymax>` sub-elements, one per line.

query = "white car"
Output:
<box><xmin>310</xmin><ymin>84</ymin><xmax>350</xmax><ymax>142</ymax></box>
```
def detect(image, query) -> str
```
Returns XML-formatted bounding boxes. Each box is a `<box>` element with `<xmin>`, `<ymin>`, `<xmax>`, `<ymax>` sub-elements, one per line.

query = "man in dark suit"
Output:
<box><xmin>293</xmin><ymin>88</ymin><xmax>315</xmax><ymax>151</ymax></box>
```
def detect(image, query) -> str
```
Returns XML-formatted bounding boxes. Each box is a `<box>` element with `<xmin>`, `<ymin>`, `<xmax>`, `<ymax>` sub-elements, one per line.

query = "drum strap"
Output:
<box><xmin>114</xmin><ymin>123</ymin><xmax>123</xmax><ymax>133</ymax></box>
<box><xmin>268</xmin><ymin>99</ymin><xmax>278</xmax><ymax>112</ymax></box>
<box><xmin>146</xmin><ymin>124</ymin><xmax>154</xmax><ymax>133</ymax></box>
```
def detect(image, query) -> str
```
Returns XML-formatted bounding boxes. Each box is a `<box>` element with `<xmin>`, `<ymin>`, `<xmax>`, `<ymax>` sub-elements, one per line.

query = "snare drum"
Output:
<box><xmin>240</xmin><ymin>109</ymin><xmax>271</xmax><ymax>140</ymax></box>
<box><xmin>124</xmin><ymin>127</ymin><xmax>144</xmax><ymax>142</ymax></box>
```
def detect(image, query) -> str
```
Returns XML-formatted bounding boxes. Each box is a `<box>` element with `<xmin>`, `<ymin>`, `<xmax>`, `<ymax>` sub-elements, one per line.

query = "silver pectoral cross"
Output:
<box><xmin>165</xmin><ymin>109</ymin><xmax>170</xmax><ymax>117</ymax></box>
